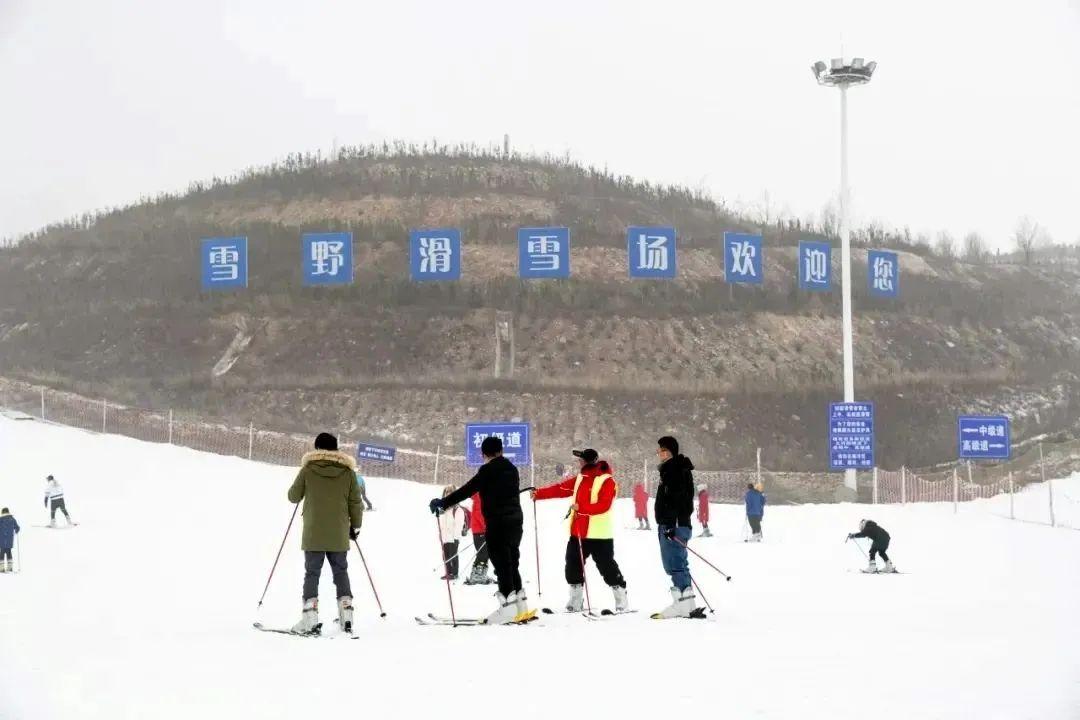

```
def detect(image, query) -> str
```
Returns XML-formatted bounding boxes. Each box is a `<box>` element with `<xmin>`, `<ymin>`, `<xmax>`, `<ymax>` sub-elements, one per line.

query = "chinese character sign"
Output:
<box><xmin>868</xmin><ymin>250</ymin><xmax>899</xmax><ymax>298</ymax></box>
<box><xmin>201</xmin><ymin>237</ymin><xmax>248</xmax><ymax>291</ymax></box>
<box><xmin>829</xmin><ymin>402</ymin><xmax>875</xmax><ymax>470</ymax></box>
<box><xmin>799</xmin><ymin>241</ymin><xmax>832</xmax><ymax>291</ymax></box>
<box><xmin>724</xmin><ymin>232</ymin><xmax>764</xmax><ymax>285</ymax></box>
<box><xmin>410</xmin><ymin>229</ymin><xmax>461</xmax><ymax>281</ymax></box>
<box><xmin>519</xmin><ymin>227</ymin><xmax>570</xmax><ymax>279</ymax></box>
<box><xmin>627</xmin><ymin>226</ymin><xmax>676</xmax><ymax>279</ymax></box>
<box><xmin>958</xmin><ymin>416</ymin><xmax>1010</xmax><ymax>460</ymax></box>
<box><xmin>302</xmin><ymin>232</ymin><xmax>353</xmax><ymax>286</ymax></box>
<box><xmin>465</xmin><ymin>422</ymin><xmax>531</xmax><ymax>467</ymax></box>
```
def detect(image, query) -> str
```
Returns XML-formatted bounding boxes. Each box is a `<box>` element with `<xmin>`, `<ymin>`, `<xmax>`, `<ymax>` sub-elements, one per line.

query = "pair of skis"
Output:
<box><xmin>414</xmin><ymin>610</ymin><xmax>539</xmax><ymax>626</ymax></box>
<box><xmin>252</xmin><ymin>620</ymin><xmax>359</xmax><ymax>639</ymax></box>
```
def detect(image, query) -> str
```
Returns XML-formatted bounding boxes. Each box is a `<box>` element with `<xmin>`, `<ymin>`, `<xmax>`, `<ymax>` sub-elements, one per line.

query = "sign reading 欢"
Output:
<box><xmin>410</xmin><ymin>228</ymin><xmax>461</xmax><ymax>281</ymax></box>
<box><xmin>829</xmin><ymin>402</ymin><xmax>875</xmax><ymax>471</ymax></box>
<box><xmin>799</xmin><ymin>240</ymin><xmax>832</xmax><ymax>291</ymax></box>
<box><xmin>356</xmin><ymin>442</ymin><xmax>396</xmax><ymax>464</ymax></box>
<box><xmin>302</xmin><ymin>232</ymin><xmax>353</xmax><ymax>286</ymax></box>
<box><xmin>465</xmin><ymin>422</ymin><xmax>531</xmax><ymax>467</ymax></box>
<box><xmin>201</xmin><ymin>237</ymin><xmax>248</xmax><ymax>291</ymax></box>
<box><xmin>724</xmin><ymin>232</ymin><xmax>763</xmax><ymax>284</ymax></box>
<box><xmin>868</xmin><ymin>250</ymin><xmax>899</xmax><ymax>298</ymax></box>
<box><xmin>958</xmin><ymin>416</ymin><xmax>1010</xmax><ymax>460</ymax></box>
<box><xmin>627</xmin><ymin>226</ymin><xmax>676</xmax><ymax>279</ymax></box>
<box><xmin>519</xmin><ymin>227</ymin><xmax>570</xmax><ymax>279</ymax></box>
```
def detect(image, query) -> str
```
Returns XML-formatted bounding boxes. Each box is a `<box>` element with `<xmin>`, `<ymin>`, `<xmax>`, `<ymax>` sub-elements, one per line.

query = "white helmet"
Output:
<box><xmin>859</xmin><ymin>519</ymin><xmax>869</xmax><ymax>531</ymax></box>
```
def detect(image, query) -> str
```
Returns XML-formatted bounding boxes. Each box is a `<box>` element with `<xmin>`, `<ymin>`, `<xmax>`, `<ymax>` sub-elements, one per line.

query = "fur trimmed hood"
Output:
<box><xmin>301</xmin><ymin>450</ymin><xmax>357</xmax><ymax>471</ymax></box>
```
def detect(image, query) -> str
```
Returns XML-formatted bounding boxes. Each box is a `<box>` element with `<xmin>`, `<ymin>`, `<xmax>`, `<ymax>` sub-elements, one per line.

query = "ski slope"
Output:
<box><xmin>1</xmin><ymin>417</ymin><xmax>1079</xmax><ymax>719</ymax></box>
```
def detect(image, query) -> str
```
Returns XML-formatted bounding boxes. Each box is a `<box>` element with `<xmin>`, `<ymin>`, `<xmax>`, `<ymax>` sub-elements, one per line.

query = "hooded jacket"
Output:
<box><xmin>632</xmin><ymin>482</ymin><xmax>649</xmax><ymax>518</ymax></box>
<box><xmin>745</xmin><ymin>487</ymin><xmax>766</xmax><ymax>517</ymax></box>
<box><xmin>287</xmin><ymin>450</ymin><xmax>363</xmax><ymax>552</ymax></box>
<box><xmin>851</xmin><ymin>520</ymin><xmax>890</xmax><ymax>546</ymax></box>
<box><xmin>0</xmin><ymin>510</ymin><xmax>19</xmax><ymax>549</ymax></box>
<box><xmin>535</xmin><ymin>460</ymin><xmax>617</xmax><ymax>539</ymax></box>
<box><xmin>655</xmin><ymin>455</ymin><xmax>695</xmax><ymax>527</ymax></box>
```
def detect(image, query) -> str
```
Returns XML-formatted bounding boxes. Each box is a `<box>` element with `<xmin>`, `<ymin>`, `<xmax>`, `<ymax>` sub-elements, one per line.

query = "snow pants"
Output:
<box><xmin>302</xmin><ymin>551</ymin><xmax>352</xmax><ymax>601</ymax></box>
<box><xmin>49</xmin><ymin>498</ymin><xmax>70</xmax><ymax>522</ymax></box>
<box><xmin>565</xmin><ymin>537</ymin><xmax>626</xmax><ymax>588</ymax></box>
<box><xmin>485</xmin><ymin>523</ymin><xmax>523</xmax><ymax>598</ymax></box>
<box><xmin>0</xmin><ymin>547</ymin><xmax>10</xmax><ymax>562</ymax></box>
<box><xmin>748</xmin><ymin>515</ymin><xmax>762</xmax><ymax>534</ymax></box>
<box><xmin>658</xmin><ymin>525</ymin><xmax>693</xmax><ymax>591</ymax></box>
<box><xmin>869</xmin><ymin>539</ymin><xmax>890</xmax><ymax>563</ymax></box>
<box><xmin>442</xmin><ymin>541</ymin><xmax>460</xmax><ymax>578</ymax></box>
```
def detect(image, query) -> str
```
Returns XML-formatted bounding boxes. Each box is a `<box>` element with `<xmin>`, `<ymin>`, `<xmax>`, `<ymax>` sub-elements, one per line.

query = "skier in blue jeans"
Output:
<box><xmin>653</xmin><ymin>436</ymin><xmax>697</xmax><ymax>618</ymax></box>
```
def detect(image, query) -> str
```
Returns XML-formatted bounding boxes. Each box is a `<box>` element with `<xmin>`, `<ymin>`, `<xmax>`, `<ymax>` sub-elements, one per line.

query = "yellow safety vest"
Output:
<box><xmin>567</xmin><ymin>473</ymin><xmax>616</xmax><ymax>540</ymax></box>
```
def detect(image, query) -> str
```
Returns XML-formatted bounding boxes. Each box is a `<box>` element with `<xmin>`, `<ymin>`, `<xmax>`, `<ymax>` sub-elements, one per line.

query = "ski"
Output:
<box><xmin>32</xmin><ymin>524</ymin><xmax>78</xmax><ymax>530</ymax></box>
<box><xmin>253</xmin><ymin>622</ymin><xmax>358</xmax><ymax>639</ymax></box>
<box><xmin>540</xmin><ymin>607</ymin><xmax>611</xmax><ymax>621</ymax></box>
<box><xmin>600</xmin><ymin>609</ymin><xmax>638</xmax><ymax>616</ymax></box>
<box><xmin>859</xmin><ymin>569</ymin><xmax>902</xmax><ymax>574</ymax></box>
<box><xmin>649</xmin><ymin>608</ymin><xmax>708</xmax><ymax>620</ymax></box>
<box><xmin>418</xmin><ymin>610</ymin><xmax>538</xmax><ymax>626</ymax></box>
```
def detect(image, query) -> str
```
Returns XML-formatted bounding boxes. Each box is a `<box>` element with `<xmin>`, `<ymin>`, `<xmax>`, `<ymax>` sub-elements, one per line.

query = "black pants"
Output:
<box><xmin>442</xmin><ymin>541</ymin><xmax>460</xmax><ymax>577</ymax></box>
<box><xmin>748</xmin><ymin>515</ymin><xmax>762</xmax><ymax>534</ymax></box>
<box><xmin>303</xmin><ymin>551</ymin><xmax>352</xmax><ymax>601</ymax></box>
<box><xmin>565</xmin><ymin>537</ymin><xmax>625</xmax><ymax>588</ymax></box>
<box><xmin>485</xmin><ymin>523</ymin><xmax>523</xmax><ymax>598</ymax></box>
<box><xmin>870</xmin><ymin>540</ymin><xmax>890</xmax><ymax>563</ymax></box>
<box><xmin>472</xmin><ymin>533</ymin><xmax>489</xmax><ymax>568</ymax></box>
<box><xmin>50</xmin><ymin>498</ymin><xmax>70</xmax><ymax>521</ymax></box>
<box><xmin>0</xmin><ymin>548</ymin><xmax>11</xmax><ymax>562</ymax></box>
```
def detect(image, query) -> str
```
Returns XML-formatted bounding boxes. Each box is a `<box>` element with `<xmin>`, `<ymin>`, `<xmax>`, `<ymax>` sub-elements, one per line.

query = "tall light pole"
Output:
<box><xmin>812</xmin><ymin>57</ymin><xmax>877</xmax><ymax>491</ymax></box>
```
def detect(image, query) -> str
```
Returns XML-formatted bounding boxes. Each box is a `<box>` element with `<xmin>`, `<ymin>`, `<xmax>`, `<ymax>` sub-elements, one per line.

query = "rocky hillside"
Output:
<box><xmin>1</xmin><ymin>144</ymin><xmax>1078</xmax><ymax>470</ymax></box>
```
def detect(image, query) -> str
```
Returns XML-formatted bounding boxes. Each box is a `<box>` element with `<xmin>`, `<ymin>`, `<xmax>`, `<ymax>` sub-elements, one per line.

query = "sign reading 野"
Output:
<box><xmin>465</xmin><ymin>422</ymin><xmax>531</xmax><ymax>467</ymax></box>
<box><xmin>356</xmin><ymin>442</ymin><xmax>396</xmax><ymax>464</ymax></box>
<box><xmin>799</xmin><ymin>240</ymin><xmax>832</xmax><ymax>291</ymax></box>
<box><xmin>519</xmin><ymin>227</ymin><xmax>570</xmax><ymax>279</ymax></box>
<box><xmin>868</xmin><ymin>250</ymin><xmax>899</xmax><ymax>298</ymax></box>
<box><xmin>829</xmin><ymin>402</ymin><xmax>875</xmax><ymax>471</ymax></box>
<box><xmin>302</xmin><ymin>232</ymin><xmax>353</xmax><ymax>286</ymax></box>
<box><xmin>201</xmin><ymin>237</ymin><xmax>248</xmax><ymax>291</ymax></box>
<box><xmin>410</xmin><ymin>228</ymin><xmax>461</xmax><ymax>281</ymax></box>
<box><xmin>724</xmin><ymin>232</ymin><xmax>764</xmax><ymax>285</ymax></box>
<box><xmin>627</xmin><ymin>226</ymin><xmax>676</xmax><ymax>279</ymax></box>
<box><xmin>958</xmin><ymin>416</ymin><xmax>1010</xmax><ymax>460</ymax></box>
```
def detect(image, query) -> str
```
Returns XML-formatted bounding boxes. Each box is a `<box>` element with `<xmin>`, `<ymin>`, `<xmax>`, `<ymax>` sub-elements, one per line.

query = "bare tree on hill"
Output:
<box><xmin>1013</xmin><ymin>216</ymin><xmax>1050</xmax><ymax>265</ymax></box>
<box><xmin>962</xmin><ymin>232</ymin><xmax>987</xmax><ymax>263</ymax></box>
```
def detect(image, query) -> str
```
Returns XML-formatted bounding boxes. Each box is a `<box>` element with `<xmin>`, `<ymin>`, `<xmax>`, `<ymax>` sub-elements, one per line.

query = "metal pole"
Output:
<box><xmin>102</xmin><ymin>399</ymin><xmax>107</xmax><ymax>433</ymax></box>
<box><xmin>756</xmin><ymin>447</ymin><xmax>762</xmax><ymax>487</ymax></box>
<box><xmin>967</xmin><ymin>461</ymin><xmax>974</xmax><ymax>500</ymax></box>
<box><xmin>953</xmin><ymin>467</ymin><xmax>959</xmax><ymax>514</ymax></box>
<box><xmin>839</xmin><ymin>81</ymin><xmax>857</xmax><ymax>493</ymax></box>
<box><xmin>1041</xmin><ymin>443</ymin><xmax>1055</xmax><ymax>527</ymax></box>
<box><xmin>40</xmin><ymin>387</ymin><xmax>45</xmax><ymax>421</ymax></box>
<box><xmin>1008</xmin><ymin>471</ymin><xmax>1015</xmax><ymax>520</ymax></box>
<box><xmin>168</xmin><ymin>409</ymin><xmax>173</xmax><ymax>445</ymax></box>
<box><xmin>642</xmin><ymin>458</ymin><xmax>648</xmax><ymax>493</ymax></box>
<box><xmin>248</xmin><ymin>422</ymin><xmax>254</xmax><ymax>460</ymax></box>
<box><xmin>872</xmin><ymin>467</ymin><xmax>878</xmax><ymax>505</ymax></box>
<box><xmin>900</xmin><ymin>466</ymin><xmax>906</xmax><ymax>505</ymax></box>
<box><xmin>433</xmin><ymin>445</ymin><xmax>441</xmax><ymax>485</ymax></box>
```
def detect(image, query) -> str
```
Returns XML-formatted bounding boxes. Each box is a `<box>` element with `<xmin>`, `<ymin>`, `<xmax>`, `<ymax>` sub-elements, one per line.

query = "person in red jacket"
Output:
<box><xmin>696</xmin><ymin>483</ymin><xmax>712</xmax><ymax>537</ymax></box>
<box><xmin>633</xmin><ymin>481</ymin><xmax>650</xmax><ymax>530</ymax></box>
<box><xmin>532</xmin><ymin>449</ymin><xmax>628</xmax><ymax>613</ymax></box>
<box><xmin>464</xmin><ymin>492</ymin><xmax>494</xmax><ymax>585</ymax></box>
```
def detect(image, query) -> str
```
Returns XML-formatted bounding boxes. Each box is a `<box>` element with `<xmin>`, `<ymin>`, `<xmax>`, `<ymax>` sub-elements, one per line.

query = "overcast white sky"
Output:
<box><xmin>2</xmin><ymin>0</ymin><xmax>1078</xmax><ymax>250</ymax></box>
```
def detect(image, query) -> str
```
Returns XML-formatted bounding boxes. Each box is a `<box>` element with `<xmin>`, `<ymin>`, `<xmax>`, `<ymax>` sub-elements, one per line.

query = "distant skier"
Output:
<box><xmin>633</xmin><ymin>480</ymin><xmax>650</xmax><ymax>530</ymax></box>
<box><xmin>0</xmin><ymin>507</ymin><xmax>19</xmax><ymax>573</ymax></box>
<box><xmin>696</xmin><ymin>484</ymin><xmax>712</xmax><ymax>537</ymax></box>
<box><xmin>745</xmin><ymin>482</ymin><xmax>766</xmax><ymax>542</ymax></box>
<box><xmin>464</xmin><ymin>492</ymin><xmax>494</xmax><ymax>585</ymax></box>
<box><xmin>430</xmin><ymin>436</ymin><xmax>528</xmax><ymax>624</ymax></box>
<box><xmin>356</xmin><ymin>474</ymin><xmax>375</xmax><ymax>511</ymax></box>
<box><xmin>848</xmin><ymin>519</ymin><xmax>895</xmax><ymax>573</ymax></box>
<box><xmin>653</xmin><ymin>436</ymin><xmax>698</xmax><ymax>618</ymax></box>
<box><xmin>532</xmin><ymin>449</ymin><xmax>628</xmax><ymax>613</ymax></box>
<box><xmin>437</xmin><ymin>485</ymin><xmax>468</xmax><ymax>581</ymax></box>
<box><xmin>44</xmin><ymin>475</ymin><xmax>74</xmax><ymax>527</ymax></box>
<box><xmin>287</xmin><ymin>432</ymin><xmax>364</xmax><ymax>635</ymax></box>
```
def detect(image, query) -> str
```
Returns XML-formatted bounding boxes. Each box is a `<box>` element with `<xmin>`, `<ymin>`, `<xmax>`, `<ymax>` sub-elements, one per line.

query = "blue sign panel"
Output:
<box><xmin>356</xmin><ymin>442</ymin><xmax>396</xmax><ymax>463</ymax></box>
<box><xmin>302</xmin><ymin>232</ymin><xmax>353</xmax><ymax>286</ymax></box>
<box><xmin>519</xmin><ymin>227</ymin><xmax>570</xmax><ymax>279</ymax></box>
<box><xmin>958</xmin><ymin>416</ymin><xmax>1010</xmax><ymax>460</ymax></box>
<box><xmin>868</xmin><ymin>250</ymin><xmax>899</xmax><ymax>298</ymax></box>
<box><xmin>627</xmin><ymin>226</ymin><xmax>676</xmax><ymax>279</ymax></box>
<box><xmin>410</xmin><ymin>228</ymin><xmax>461</xmax><ymax>281</ymax></box>
<box><xmin>465</xmin><ymin>422</ymin><xmax>531</xmax><ymax>467</ymax></box>
<box><xmin>724</xmin><ymin>232</ymin><xmax>764</xmax><ymax>285</ymax></box>
<box><xmin>829</xmin><ymin>402</ymin><xmax>875</xmax><ymax>471</ymax></box>
<box><xmin>201</xmin><ymin>237</ymin><xmax>248</xmax><ymax>291</ymax></box>
<box><xmin>799</xmin><ymin>240</ymin><xmax>832</xmax><ymax>291</ymax></box>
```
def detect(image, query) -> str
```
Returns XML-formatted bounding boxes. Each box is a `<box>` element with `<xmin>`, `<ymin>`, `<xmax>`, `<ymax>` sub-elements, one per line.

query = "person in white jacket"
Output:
<box><xmin>438</xmin><ymin>485</ymin><xmax>469</xmax><ymax>581</ymax></box>
<box><xmin>44</xmin><ymin>475</ymin><xmax>74</xmax><ymax>528</ymax></box>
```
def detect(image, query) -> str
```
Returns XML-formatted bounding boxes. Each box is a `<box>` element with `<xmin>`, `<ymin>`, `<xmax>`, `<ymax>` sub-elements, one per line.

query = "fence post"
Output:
<box><xmin>952</xmin><ymin>467</ymin><xmax>959</xmax><ymax>514</ymax></box>
<box><xmin>248</xmin><ymin>422</ymin><xmax>254</xmax><ymax>460</ymax></box>
<box><xmin>900</xmin><ymin>466</ymin><xmax>906</xmax><ymax>505</ymax></box>
<box><xmin>756</xmin><ymin>448</ymin><xmax>762</xmax><ymax>488</ymax></box>
<box><xmin>1041</xmin><ymin>443</ymin><xmax>1055</xmax><ymax>527</ymax></box>
<box><xmin>966</xmin><ymin>461</ymin><xmax>974</xmax><ymax>498</ymax></box>
<box><xmin>641</xmin><ymin>458</ymin><xmax>647</xmax><ymax>494</ymax></box>
<box><xmin>433</xmin><ymin>445</ymin><xmax>441</xmax><ymax>485</ymax></box>
<box><xmin>102</xmin><ymin>399</ymin><xmax>108</xmax><ymax>433</ymax></box>
<box><xmin>168</xmin><ymin>410</ymin><xmax>173</xmax><ymax>445</ymax></box>
<box><xmin>872</xmin><ymin>467</ymin><xmax>878</xmax><ymax>505</ymax></box>
<box><xmin>1008</xmin><ymin>471</ymin><xmax>1015</xmax><ymax>520</ymax></box>
<box><xmin>40</xmin><ymin>387</ymin><xmax>45</xmax><ymax>421</ymax></box>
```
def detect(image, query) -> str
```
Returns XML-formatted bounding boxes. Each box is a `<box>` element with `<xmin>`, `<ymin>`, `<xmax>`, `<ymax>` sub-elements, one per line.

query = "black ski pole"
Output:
<box><xmin>257</xmin><ymin>503</ymin><xmax>299</xmax><ymax>609</ymax></box>
<box><xmin>671</xmin><ymin>534</ymin><xmax>732</xmax><ymax>581</ymax></box>
<box><xmin>847</xmin><ymin>536</ymin><xmax>868</xmax><ymax>558</ymax></box>
<box><xmin>353</xmin><ymin>538</ymin><xmax>386</xmax><ymax>617</ymax></box>
<box><xmin>690</xmin><ymin>575</ymin><xmax>714</xmax><ymax>614</ymax></box>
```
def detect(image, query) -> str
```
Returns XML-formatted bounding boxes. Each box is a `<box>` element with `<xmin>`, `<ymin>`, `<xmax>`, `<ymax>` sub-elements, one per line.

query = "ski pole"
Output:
<box><xmin>431</xmin><ymin>540</ymin><xmax>483</xmax><ymax>573</ymax></box>
<box><xmin>690</xmin><ymin>575</ymin><xmax>714</xmax><ymax>614</ymax></box>
<box><xmin>576</xmin><ymin>534</ymin><xmax>593</xmax><ymax>615</ymax></box>
<box><xmin>257</xmin><ymin>503</ymin><xmax>299</xmax><ymax>608</ymax></box>
<box><xmin>352</xmin><ymin>538</ymin><xmax>386</xmax><ymax>617</ymax></box>
<box><xmin>15</xmin><ymin>533</ymin><xmax>20</xmax><ymax>574</ymax></box>
<box><xmin>533</xmin><ymin>497</ymin><xmax>542</xmax><ymax>598</ymax></box>
<box><xmin>846</xmin><ymin>536</ymin><xmax>868</xmax><ymax>558</ymax></box>
<box><xmin>670</xmin><ymin>534</ymin><xmax>732</xmax><ymax>581</ymax></box>
<box><xmin>435</xmin><ymin>514</ymin><xmax>458</xmax><ymax>626</ymax></box>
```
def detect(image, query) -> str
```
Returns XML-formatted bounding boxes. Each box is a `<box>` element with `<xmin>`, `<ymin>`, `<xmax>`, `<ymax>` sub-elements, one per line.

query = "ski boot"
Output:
<box><xmin>653</xmin><ymin>587</ymin><xmax>696</xmax><ymax>618</ymax></box>
<box><xmin>612</xmin><ymin>585</ymin><xmax>629</xmax><ymax>613</ymax></box>
<box><xmin>700</xmin><ymin>527</ymin><xmax>713</xmax><ymax>538</ymax></box>
<box><xmin>883</xmin><ymin>560</ymin><xmax>897</xmax><ymax>573</ymax></box>
<box><xmin>565</xmin><ymin>584</ymin><xmax>584</xmax><ymax>612</ymax></box>
<box><xmin>337</xmin><ymin>595</ymin><xmax>354</xmax><ymax>634</ymax></box>
<box><xmin>863</xmin><ymin>560</ymin><xmax>879</xmax><ymax>574</ymax></box>
<box><xmin>751</xmin><ymin>532</ymin><xmax>763</xmax><ymax>543</ymax></box>
<box><xmin>512</xmin><ymin>591</ymin><xmax>534</xmax><ymax>622</ymax></box>
<box><xmin>483</xmin><ymin>592</ymin><xmax>520</xmax><ymax>625</ymax></box>
<box><xmin>291</xmin><ymin>598</ymin><xmax>321</xmax><ymax>635</ymax></box>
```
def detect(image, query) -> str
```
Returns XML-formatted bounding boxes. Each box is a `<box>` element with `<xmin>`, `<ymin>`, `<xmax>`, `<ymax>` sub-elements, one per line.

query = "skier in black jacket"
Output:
<box><xmin>848</xmin><ymin>519</ymin><xmax>895</xmax><ymax>573</ymax></box>
<box><xmin>653</xmin><ymin>436</ymin><xmax>698</xmax><ymax>618</ymax></box>
<box><xmin>429</xmin><ymin>436</ymin><xmax>527</xmax><ymax>623</ymax></box>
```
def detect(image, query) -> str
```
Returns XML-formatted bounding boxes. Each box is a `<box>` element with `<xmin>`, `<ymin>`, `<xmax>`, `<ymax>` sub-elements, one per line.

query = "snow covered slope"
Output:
<box><xmin>1</xmin><ymin>417</ymin><xmax>1078</xmax><ymax>719</ymax></box>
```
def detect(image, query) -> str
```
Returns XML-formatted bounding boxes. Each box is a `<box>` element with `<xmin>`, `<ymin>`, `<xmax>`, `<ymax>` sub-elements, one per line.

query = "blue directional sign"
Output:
<box><xmin>958</xmin><ymin>416</ymin><xmax>1011</xmax><ymax>460</ymax></box>
<box><xmin>868</xmin><ymin>250</ymin><xmax>899</xmax><ymax>298</ymax></box>
<box><xmin>627</xmin><ymin>226</ymin><xmax>677</xmax><ymax>279</ymax></box>
<box><xmin>829</xmin><ymin>402</ymin><xmax>875</xmax><ymax>471</ymax></box>
<box><xmin>724</xmin><ymin>232</ymin><xmax>764</xmax><ymax>285</ymax></box>
<box><xmin>519</xmin><ymin>227</ymin><xmax>570</xmax><ymax>279</ymax></box>
<box><xmin>799</xmin><ymin>241</ymin><xmax>832</xmax><ymax>291</ymax></box>
<box><xmin>302</xmin><ymin>232</ymin><xmax>353</xmax><ymax>286</ymax></box>
<box><xmin>465</xmin><ymin>422</ymin><xmax>531</xmax><ymax>467</ymax></box>
<box><xmin>356</xmin><ymin>442</ymin><xmax>396</xmax><ymax>464</ymax></box>
<box><xmin>201</xmin><ymin>237</ymin><xmax>248</xmax><ymax>291</ymax></box>
<box><xmin>410</xmin><ymin>228</ymin><xmax>461</xmax><ymax>281</ymax></box>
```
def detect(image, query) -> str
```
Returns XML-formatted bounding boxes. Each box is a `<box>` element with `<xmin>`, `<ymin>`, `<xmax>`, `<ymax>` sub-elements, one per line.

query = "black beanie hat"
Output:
<box><xmin>314</xmin><ymin>432</ymin><xmax>338</xmax><ymax>451</ymax></box>
<box><xmin>657</xmin><ymin>436</ymin><xmax>679</xmax><ymax>455</ymax></box>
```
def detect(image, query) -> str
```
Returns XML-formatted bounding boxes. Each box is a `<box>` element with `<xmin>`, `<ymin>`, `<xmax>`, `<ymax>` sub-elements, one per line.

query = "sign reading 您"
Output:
<box><xmin>410</xmin><ymin>229</ymin><xmax>461</xmax><ymax>281</ymax></box>
<box><xmin>465</xmin><ymin>422</ymin><xmax>531</xmax><ymax>467</ymax></box>
<box><xmin>799</xmin><ymin>241</ymin><xmax>832</xmax><ymax>291</ymax></box>
<box><xmin>829</xmin><ymin>402</ymin><xmax>875</xmax><ymax>471</ymax></box>
<box><xmin>724</xmin><ymin>232</ymin><xmax>763</xmax><ymax>285</ymax></box>
<box><xmin>519</xmin><ymin>227</ymin><xmax>570</xmax><ymax>279</ymax></box>
<box><xmin>627</xmin><ymin>226</ymin><xmax>676</xmax><ymax>279</ymax></box>
<box><xmin>868</xmin><ymin>250</ymin><xmax>899</xmax><ymax>298</ymax></box>
<box><xmin>356</xmin><ymin>442</ymin><xmax>396</xmax><ymax>464</ymax></box>
<box><xmin>302</xmin><ymin>232</ymin><xmax>353</xmax><ymax>286</ymax></box>
<box><xmin>201</xmin><ymin>237</ymin><xmax>248</xmax><ymax>291</ymax></box>
<box><xmin>958</xmin><ymin>416</ymin><xmax>1010</xmax><ymax>460</ymax></box>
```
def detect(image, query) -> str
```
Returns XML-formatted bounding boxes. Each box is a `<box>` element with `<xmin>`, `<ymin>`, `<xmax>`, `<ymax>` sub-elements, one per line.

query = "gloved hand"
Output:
<box><xmin>349</xmin><ymin>527</ymin><xmax>359</xmax><ymax>541</ymax></box>
<box><xmin>429</xmin><ymin>498</ymin><xmax>445</xmax><ymax>516</ymax></box>
<box><xmin>461</xmin><ymin>527</ymin><xmax>468</xmax><ymax>537</ymax></box>
<box><xmin>663</xmin><ymin>527</ymin><xmax>677</xmax><ymax>540</ymax></box>
<box><xmin>847</xmin><ymin>533</ymin><xmax>855</xmax><ymax>540</ymax></box>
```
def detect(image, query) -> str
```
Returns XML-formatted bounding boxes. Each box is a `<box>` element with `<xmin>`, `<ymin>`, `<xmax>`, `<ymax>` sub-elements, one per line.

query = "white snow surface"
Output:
<box><xmin>1</xmin><ymin>417</ymin><xmax>1079</xmax><ymax>719</ymax></box>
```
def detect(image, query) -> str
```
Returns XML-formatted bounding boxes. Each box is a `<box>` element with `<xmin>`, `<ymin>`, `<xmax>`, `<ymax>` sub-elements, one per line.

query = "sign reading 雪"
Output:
<box><xmin>465</xmin><ymin>422</ymin><xmax>531</xmax><ymax>467</ymax></box>
<box><xmin>829</xmin><ymin>402</ymin><xmax>875</xmax><ymax>471</ymax></box>
<box><xmin>958</xmin><ymin>416</ymin><xmax>1010</xmax><ymax>460</ymax></box>
<box><xmin>356</xmin><ymin>443</ymin><xmax>396</xmax><ymax>464</ymax></box>
<box><xmin>519</xmin><ymin>227</ymin><xmax>570</xmax><ymax>279</ymax></box>
<box><xmin>201</xmin><ymin>237</ymin><xmax>248</xmax><ymax>291</ymax></box>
